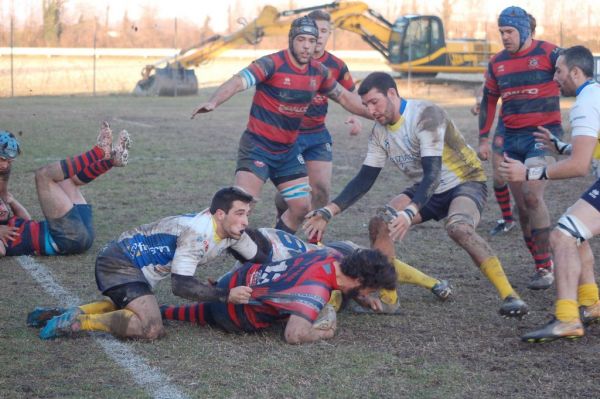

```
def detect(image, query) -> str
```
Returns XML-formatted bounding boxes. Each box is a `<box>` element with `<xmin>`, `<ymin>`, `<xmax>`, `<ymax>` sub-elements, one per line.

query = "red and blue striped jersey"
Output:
<box><xmin>4</xmin><ymin>216</ymin><xmax>55</xmax><ymax>256</ymax></box>
<box><xmin>480</xmin><ymin>40</ymin><xmax>561</xmax><ymax>137</ymax></box>
<box><xmin>221</xmin><ymin>248</ymin><xmax>341</xmax><ymax>332</ymax></box>
<box><xmin>240</xmin><ymin>50</ymin><xmax>337</xmax><ymax>151</ymax></box>
<box><xmin>299</xmin><ymin>51</ymin><xmax>355</xmax><ymax>134</ymax></box>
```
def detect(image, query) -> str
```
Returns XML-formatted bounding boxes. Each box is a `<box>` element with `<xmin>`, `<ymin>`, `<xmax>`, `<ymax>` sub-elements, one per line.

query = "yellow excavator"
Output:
<box><xmin>133</xmin><ymin>1</ymin><xmax>500</xmax><ymax>96</ymax></box>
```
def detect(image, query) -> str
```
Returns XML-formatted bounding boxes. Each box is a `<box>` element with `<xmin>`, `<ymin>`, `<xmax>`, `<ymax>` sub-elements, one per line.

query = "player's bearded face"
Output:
<box><xmin>553</xmin><ymin>56</ymin><xmax>577</xmax><ymax>97</ymax></box>
<box><xmin>362</xmin><ymin>89</ymin><xmax>396</xmax><ymax>125</ymax></box>
<box><xmin>291</xmin><ymin>35</ymin><xmax>317</xmax><ymax>65</ymax></box>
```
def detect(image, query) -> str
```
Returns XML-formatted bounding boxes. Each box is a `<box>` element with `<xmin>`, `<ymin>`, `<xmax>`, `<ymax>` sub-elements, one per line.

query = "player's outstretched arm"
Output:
<box><xmin>171</xmin><ymin>273</ymin><xmax>251</xmax><ymax>304</ymax></box>
<box><xmin>284</xmin><ymin>314</ymin><xmax>335</xmax><ymax>344</ymax></box>
<box><xmin>326</xmin><ymin>83</ymin><xmax>372</xmax><ymax>120</ymax></box>
<box><xmin>5</xmin><ymin>192</ymin><xmax>30</xmax><ymax>220</ymax></box>
<box><xmin>191</xmin><ymin>75</ymin><xmax>245</xmax><ymax>119</ymax></box>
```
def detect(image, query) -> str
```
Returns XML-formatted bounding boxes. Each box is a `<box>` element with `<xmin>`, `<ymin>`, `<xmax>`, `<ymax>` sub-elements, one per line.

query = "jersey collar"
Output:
<box><xmin>388</xmin><ymin>98</ymin><xmax>407</xmax><ymax>131</ymax></box>
<box><xmin>576</xmin><ymin>80</ymin><xmax>595</xmax><ymax>96</ymax></box>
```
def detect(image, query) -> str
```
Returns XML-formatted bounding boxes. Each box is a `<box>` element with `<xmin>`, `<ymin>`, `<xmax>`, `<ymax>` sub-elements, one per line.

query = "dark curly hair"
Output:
<box><xmin>339</xmin><ymin>249</ymin><xmax>396</xmax><ymax>290</ymax></box>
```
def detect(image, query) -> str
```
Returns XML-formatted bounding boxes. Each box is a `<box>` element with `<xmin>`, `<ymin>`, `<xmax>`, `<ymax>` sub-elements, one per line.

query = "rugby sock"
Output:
<box><xmin>60</xmin><ymin>146</ymin><xmax>106</xmax><ymax>179</ymax></box>
<box><xmin>493</xmin><ymin>184</ymin><xmax>513</xmax><ymax>223</ymax></box>
<box><xmin>577</xmin><ymin>283</ymin><xmax>600</xmax><ymax>307</ymax></box>
<box><xmin>523</xmin><ymin>235</ymin><xmax>534</xmax><ymax>257</ymax></box>
<box><xmin>555</xmin><ymin>299</ymin><xmax>579</xmax><ymax>323</ymax></box>
<box><xmin>78</xmin><ymin>300</ymin><xmax>117</xmax><ymax>314</ymax></box>
<box><xmin>160</xmin><ymin>303</ymin><xmax>208</xmax><ymax>326</ymax></box>
<box><xmin>480</xmin><ymin>256</ymin><xmax>515</xmax><ymax>299</ymax></box>
<box><xmin>77</xmin><ymin>309</ymin><xmax>135</xmax><ymax>335</ymax></box>
<box><xmin>393</xmin><ymin>258</ymin><xmax>438</xmax><ymax>289</ymax></box>
<box><xmin>531</xmin><ymin>227</ymin><xmax>552</xmax><ymax>270</ymax></box>
<box><xmin>76</xmin><ymin>159</ymin><xmax>113</xmax><ymax>183</ymax></box>
<box><xmin>327</xmin><ymin>290</ymin><xmax>343</xmax><ymax>312</ymax></box>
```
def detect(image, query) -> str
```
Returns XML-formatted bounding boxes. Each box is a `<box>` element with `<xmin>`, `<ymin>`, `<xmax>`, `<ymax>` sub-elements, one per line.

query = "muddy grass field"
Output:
<box><xmin>0</xmin><ymin>84</ymin><xmax>598</xmax><ymax>398</ymax></box>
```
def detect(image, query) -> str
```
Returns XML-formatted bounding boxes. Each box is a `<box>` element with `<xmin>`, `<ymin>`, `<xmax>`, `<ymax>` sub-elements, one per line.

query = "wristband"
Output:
<box><xmin>315</xmin><ymin>207</ymin><xmax>333</xmax><ymax>222</ymax></box>
<box><xmin>403</xmin><ymin>208</ymin><xmax>416</xmax><ymax>221</ymax></box>
<box><xmin>551</xmin><ymin>136</ymin><xmax>571</xmax><ymax>155</ymax></box>
<box><xmin>526</xmin><ymin>166</ymin><xmax>548</xmax><ymax>180</ymax></box>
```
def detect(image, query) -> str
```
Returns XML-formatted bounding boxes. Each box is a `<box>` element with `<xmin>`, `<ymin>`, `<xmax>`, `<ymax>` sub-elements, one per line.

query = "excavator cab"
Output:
<box><xmin>388</xmin><ymin>15</ymin><xmax>447</xmax><ymax>67</ymax></box>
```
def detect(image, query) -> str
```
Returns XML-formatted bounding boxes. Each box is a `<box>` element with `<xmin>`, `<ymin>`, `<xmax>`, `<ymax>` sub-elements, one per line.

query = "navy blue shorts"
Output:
<box><xmin>403</xmin><ymin>181</ymin><xmax>488</xmax><ymax>222</ymax></box>
<box><xmin>297</xmin><ymin>130</ymin><xmax>333</xmax><ymax>162</ymax></box>
<box><xmin>236</xmin><ymin>132</ymin><xmax>307</xmax><ymax>184</ymax></box>
<box><xmin>503</xmin><ymin>124</ymin><xmax>564</xmax><ymax>162</ymax></box>
<box><xmin>581</xmin><ymin>178</ymin><xmax>600</xmax><ymax>213</ymax></box>
<box><xmin>48</xmin><ymin>204</ymin><xmax>94</xmax><ymax>254</ymax></box>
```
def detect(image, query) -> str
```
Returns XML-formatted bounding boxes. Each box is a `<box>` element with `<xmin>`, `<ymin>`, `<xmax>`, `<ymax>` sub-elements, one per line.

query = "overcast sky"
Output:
<box><xmin>0</xmin><ymin>0</ymin><xmax>594</xmax><ymax>33</ymax></box>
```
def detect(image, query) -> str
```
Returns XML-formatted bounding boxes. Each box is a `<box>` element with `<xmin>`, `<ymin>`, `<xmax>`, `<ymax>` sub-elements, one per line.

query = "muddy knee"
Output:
<box><xmin>445</xmin><ymin>213</ymin><xmax>476</xmax><ymax>242</ymax></box>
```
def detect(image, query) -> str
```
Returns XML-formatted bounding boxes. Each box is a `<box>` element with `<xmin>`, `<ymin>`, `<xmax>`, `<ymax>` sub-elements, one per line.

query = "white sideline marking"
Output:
<box><xmin>113</xmin><ymin>117</ymin><xmax>155</xmax><ymax>129</ymax></box>
<box><xmin>17</xmin><ymin>256</ymin><xmax>188</xmax><ymax>399</ymax></box>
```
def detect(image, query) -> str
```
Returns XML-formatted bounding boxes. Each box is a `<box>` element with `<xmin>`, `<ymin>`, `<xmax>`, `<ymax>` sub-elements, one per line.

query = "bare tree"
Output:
<box><xmin>42</xmin><ymin>0</ymin><xmax>64</xmax><ymax>46</ymax></box>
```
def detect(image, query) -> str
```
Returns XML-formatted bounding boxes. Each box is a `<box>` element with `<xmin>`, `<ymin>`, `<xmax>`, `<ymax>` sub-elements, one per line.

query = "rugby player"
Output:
<box><xmin>479</xmin><ymin>6</ymin><xmax>562</xmax><ymax>290</ymax></box>
<box><xmin>191</xmin><ymin>16</ymin><xmax>370</xmax><ymax>234</ymax></box>
<box><xmin>471</xmin><ymin>13</ymin><xmax>537</xmax><ymax>238</ymax></box>
<box><xmin>28</xmin><ymin>187</ymin><xmax>271</xmax><ymax>340</ymax></box>
<box><xmin>161</xmin><ymin>247</ymin><xmax>397</xmax><ymax>344</ymax></box>
<box><xmin>274</xmin><ymin>10</ymin><xmax>361</xmax><ymax>239</ymax></box>
<box><xmin>499</xmin><ymin>46</ymin><xmax>600</xmax><ymax>342</ymax></box>
<box><xmin>0</xmin><ymin>122</ymin><xmax>129</xmax><ymax>257</ymax></box>
<box><xmin>303</xmin><ymin>71</ymin><xmax>528</xmax><ymax>318</ymax></box>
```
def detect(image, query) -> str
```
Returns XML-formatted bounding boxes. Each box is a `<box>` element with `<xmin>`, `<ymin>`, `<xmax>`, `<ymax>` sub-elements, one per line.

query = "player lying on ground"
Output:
<box><xmin>161</xmin><ymin>247</ymin><xmax>397</xmax><ymax>344</ymax></box>
<box><xmin>27</xmin><ymin>187</ymin><xmax>271</xmax><ymax>340</ymax></box>
<box><xmin>0</xmin><ymin>123</ymin><xmax>130</xmax><ymax>256</ymax></box>
<box><xmin>239</xmin><ymin>226</ymin><xmax>451</xmax><ymax>314</ymax></box>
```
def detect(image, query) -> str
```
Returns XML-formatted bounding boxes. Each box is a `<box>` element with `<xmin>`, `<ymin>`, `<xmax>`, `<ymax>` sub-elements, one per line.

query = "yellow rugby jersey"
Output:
<box><xmin>363</xmin><ymin>99</ymin><xmax>486</xmax><ymax>194</ymax></box>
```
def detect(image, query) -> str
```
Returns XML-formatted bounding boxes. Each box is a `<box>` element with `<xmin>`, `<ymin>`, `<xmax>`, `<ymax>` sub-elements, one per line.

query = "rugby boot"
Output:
<box><xmin>489</xmin><ymin>219</ymin><xmax>515</xmax><ymax>236</ymax></box>
<box><xmin>521</xmin><ymin>317</ymin><xmax>584</xmax><ymax>343</ymax></box>
<box><xmin>97</xmin><ymin>121</ymin><xmax>113</xmax><ymax>160</ymax></box>
<box><xmin>111</xmin><ymin>130</ymin><xmax>131</xmax><ymax>167</ymax></box>
<box><xmin>579</xmin><ymin>301</ymin><xmax>600</xmax><ymax>327</ymax></box>
<box><xmin>527</xmin><ymin>267</ymin><xmax>554</xmax><ymax>290</ymax></box>
<box><xmin>431</xmin><ymin>280</ymin><xmax>452</xmax><ymax>301</ymax></box>
<box><xmin>313</xmin><ymin>304</ymin><xmax>337</xmax><ymax>330</ymax></box>
<box><xmin>26</xmin><ymin>306</ymin><xmax>66</xmax><ymax>328</ymax></box>
<box><xmin>499</xmin><ymin>295</ymin><xmax>529</xmax><ymax>318</ymax></box>
<box><xmin>39</xmin><ymin>307</ymin><xmax>82</xmax><ymax>340</ymax></box>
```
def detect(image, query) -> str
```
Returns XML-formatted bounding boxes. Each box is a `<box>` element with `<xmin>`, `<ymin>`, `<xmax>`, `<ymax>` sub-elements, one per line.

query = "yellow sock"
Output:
<box><xmin>555</xmin><ymin>299</ymin><xmax>579</xmax><ymax>322</ymax></box>
<box><xmin>78</xmin><ymin>309</ymin><xmax>135</xmax><ymax>335</ymax></box>
<box><xmin>577</xmin><ymin>284</ymin><xmax>599</xmax><ymax>307</ymax></box>
<box><xmin>393</xmin><ymin>259</ymin><xmax>438</xmax><ymax>289</ymax></box>
<box><xmin>327</xmin><ymin>290</ymin><xmax>343</xmax><ymax>312</ymax></box>
<box><xmin>479</xmin><ymin>256</ymin><xmax>515</xmax><ymax>299</ymax></box>
<box><xmin>379</xmin><ymin>288</ymin><xmax>398</xmax><ymax>305</ymax></box>
<box><xmin>78</xmin><ymin>300</ymin><xmax>116</xmax><ymax>314</ymax></box>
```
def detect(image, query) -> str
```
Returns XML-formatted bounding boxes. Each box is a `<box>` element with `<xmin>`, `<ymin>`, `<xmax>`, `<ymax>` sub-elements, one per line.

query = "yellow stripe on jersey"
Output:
<box><xmin>442</xmin><ymin>121</ymin><xmax>486</xmax><ymax>183</ymax></box>
<box><xmin>387</xmin><ymin>115</ymin><xmax>405</xmax><ymax>132</ymax></box>
<box><xmin>211</xmin><ymin>216</ymin><xmax>222</xmax><ymax>243</ymax></box>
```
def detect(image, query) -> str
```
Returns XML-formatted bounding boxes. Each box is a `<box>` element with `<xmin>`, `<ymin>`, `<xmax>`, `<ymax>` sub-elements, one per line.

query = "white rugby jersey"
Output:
<box><xmin>571</xmin><ymin>82</ymin><xmax>600</xmax><ymax>140</ymax></box>
<box><xmin>258</xmin><ymin>228</ymin><xmax>318</xmax><ymax>261</ymax></box>
<box><xmin>117</xmin><ymin>209</ymin><xmax>257</xmax><ymax>287</ymax></box>
<box><xmin>363</xmin><ymin>99</ymin><xmax>486</xmax><ymax>194</ymax></box>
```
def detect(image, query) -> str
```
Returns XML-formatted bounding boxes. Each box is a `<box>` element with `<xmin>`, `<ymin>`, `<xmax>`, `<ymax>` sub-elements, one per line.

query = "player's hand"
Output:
<box><xmin>345</xmin><ymin>116</ymin><xmax>362</xmax><ymax>136</ymax></box>
<box><xmin>388</xmin><ymin>211</ymin><xmax>411</xmax><ymax>242</ymax></box>
<box><xmin>534</xmin><ymin>125</ymin><xmax>570</xmax><ymax>155</ymax></box>
<box><xmin>478</xmin><ymin>139</ymin><xmax>491</xmax><ymax>161</ymax></box>
<box><xmin>470</xmin><ymin>103</ymin><xmax>480</xmax><ymax>116</ymax></box>
<box><xmin>2</xmin><ymin>192</ymin><xmax>14</xmax><ymax>204</ymax></box>
<box><xmin>191</xmin><ymin>102</ymin><xmax>216</xmax><ymax>119</ymax></box>
<box><xmin>303</xmin><ymin>208</ymin><xmax>332</xmax><ymax>243</ymax></box>
<box><xmin>228</xmin><ymin>286</ymin><xmax>253</xmax><ymax>304</ymax></box>
<box><xmin>0</xmin><ymin>225</ymin><xmax>19</xmax><ymax>245</ymax></box>
<box><xmin>357</xmin><ymin>295</ymin><xmax>384</xmax><ymax>312</ymax></box>
<box><xmin>498</xmin><ymin>153</ymin><xmax>527</xmax><ymax>182</ymax></box>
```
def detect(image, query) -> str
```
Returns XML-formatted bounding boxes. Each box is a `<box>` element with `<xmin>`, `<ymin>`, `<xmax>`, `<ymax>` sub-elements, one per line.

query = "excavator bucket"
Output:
<box><xmin>133</xmin><ymin>67</ymin><xmax>198</xmax><ymax>96</ymax></box>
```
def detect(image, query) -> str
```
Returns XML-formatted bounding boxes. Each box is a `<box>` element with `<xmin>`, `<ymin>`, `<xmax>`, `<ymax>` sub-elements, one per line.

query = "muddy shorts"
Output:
<box><xmin>403</xmin><ymin>181</ymin><xmax>488</xmax><ymax>222</ymax></box>
<box><xmin>236</xmin><ymin>131</ymin><xmax>307</xmax><ymax>185</ymax></box>
<box><xmin>48</xmin><ymin>204</ymin><xmax>94</xmax><ymax>254</ymax></box>
<box><xmin>297</xmin><ymin>129</ymin><xmax>333</xmax><ymax>162</ymax></box>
